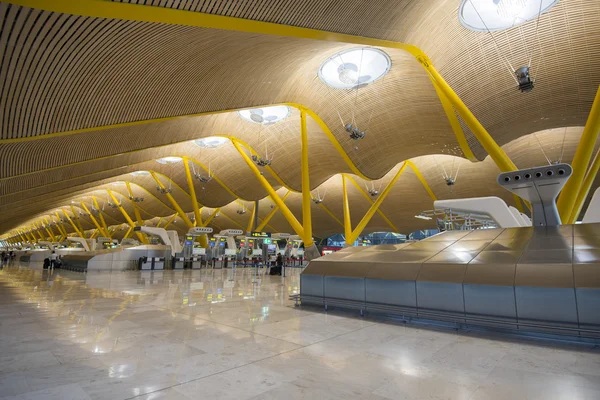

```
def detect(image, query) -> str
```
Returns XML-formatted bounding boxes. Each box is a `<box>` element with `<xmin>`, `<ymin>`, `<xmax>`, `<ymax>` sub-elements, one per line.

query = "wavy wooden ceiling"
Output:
<box><xmin>1</xmin><ymin>0</ymin><xmax>599</xmax><ymax>239</ymax></box>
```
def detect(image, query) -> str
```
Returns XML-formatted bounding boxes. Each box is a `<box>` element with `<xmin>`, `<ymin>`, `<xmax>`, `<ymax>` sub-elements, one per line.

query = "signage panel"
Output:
<box><xmin>250</xmin><ymin>232</ymin><xmax>271</xmax><ymax>238</ymax></box>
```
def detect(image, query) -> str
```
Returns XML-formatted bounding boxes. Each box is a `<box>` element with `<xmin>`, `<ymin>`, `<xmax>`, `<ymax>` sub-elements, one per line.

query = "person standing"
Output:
<box><xmin>49</xmin><ymin>251</ymin><xmax>59</xmax><ymax>270</ymax></box>
<box><xmin>276</xmin><ymin>253</ymin><xmax>283</xmax><ymax>276</ymax></box>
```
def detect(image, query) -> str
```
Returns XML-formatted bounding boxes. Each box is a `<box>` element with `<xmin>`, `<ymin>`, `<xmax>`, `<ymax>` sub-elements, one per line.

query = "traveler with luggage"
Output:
<box><xmin>49</xmin><ymin>251</ymin><xmax>59</xmax><ymax>270</ymax></box>
<box><xmin>270</xmin><ymin>253</ymin><xmax>283</xmax><ymax>276</ymax></box>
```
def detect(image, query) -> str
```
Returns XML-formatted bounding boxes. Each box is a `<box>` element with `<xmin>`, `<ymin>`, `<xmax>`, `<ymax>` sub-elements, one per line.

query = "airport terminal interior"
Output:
<box><xmin>0</xmin><ymin>0</ymin><xmax>600</xmax><ymax>399</ymax></box>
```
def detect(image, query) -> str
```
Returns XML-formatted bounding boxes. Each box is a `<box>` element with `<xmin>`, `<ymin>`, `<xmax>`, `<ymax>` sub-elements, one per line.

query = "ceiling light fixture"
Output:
<box><xmin>459</xmin><ymin>0</ymin><xmax>559</xmax><ymax>32</ymax></box>
<box><xmin>318</xmin><ymin>47</ymin><xmax>391</xmax><ymax>90</ymax></box>
<box><xmin>238</xmin><ymin>106</ymin><xmax>291</xmax><ymax>126</ymax></box>
<box><xmin>415</xmin><ymin>214</ymin><xmax>433</xmax><ymax>220</ymax></box>
<box><xmin>131</xmin><ymin>171</ymin><xmax>150</xmax><ymax>176</ymax></box>
<box><xmin>194</xmin><ymin>137</ymin><xmax>230</xmax><ymax>148</ymax></box>
<box><xmin>156</xmin><ymin>156</ymin><xmax>182</xmax><ymax>164</ymax></box>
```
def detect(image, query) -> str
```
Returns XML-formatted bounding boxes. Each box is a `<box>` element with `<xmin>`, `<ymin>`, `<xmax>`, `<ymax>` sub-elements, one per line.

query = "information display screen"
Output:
<box><xmin>250</xmin><ymin>232</ymin><xmax>271</xmax><ymax>238</ymax></box>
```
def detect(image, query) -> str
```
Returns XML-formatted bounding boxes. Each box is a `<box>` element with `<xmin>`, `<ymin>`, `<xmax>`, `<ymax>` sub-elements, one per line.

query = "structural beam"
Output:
<box><xmin>202</xmin><ymin>208</ymin><xmax>220</xmax><ymax>227</ymax></box>
<box><xmin>150</xmin><ymin>171</ymin><xmax>194</xmax><ymax>229</ymax></box>
<box><xmin>125</xmin><ymin>182</ymin><xmax>145</xmax><ymax>226</ymax></box>
<box><xmin>183</xmin><ymin>158</ymin><xmax>203</xmax><ymax>226</ymax></box>
<box><xmin>80</xmin><ymin>202</ymin><xmax>111</xmax><ymax>238</ymax></box>
<box><xmin>558</xmin><ymin>86</ymin><xmax>600</xmax><ymax>222</ymax></box>
<box><xmin>342</xmin><ymin>175</ymin><xmax>353</xmax><ymax>246</ymax></box>
<box><xmin>91</xmin><ymin>197</ymin><xmax>111</xmax><ymax>238</ymax></box>
<box><xmin>54</xmin><ymin>213</ymin><xmax>68</xmax><ymax>238</ymax></box>
<box><xmin>163</xmin><ymin>214</ymin><xmax>178</xmax><ymax>229</ymax></box>
<box><xmin>406</xmin><ymin>161</ymin><xmax>438</xmax><ymax>201</ymax></box>
<box><xmin>1</xmin><ymin>0</ymin><xmax>517</xmax><ymax>180</ymax></box>
<box><xmin>62</xmin><ymin>209</ymin><xmax>83</xmax><ymax>237</ymax></box>
<box><xmin>255</xmin><ymin>192</ymin><xmax>291</xmax><ymax>232</ymax></box>
<box><xmin>571</xmin><ymin>147</ymin><xmax>600</xmax><ymax>223</ymax></box>
<box><xmin>106</xmin><ymin>190</ymin><xmax>146</xmax><ymax>243</ymax></box>
<box><xmin>123</xmin><ymin>226</ymin><xmax>133</xmax><ymax>239</ymax></box>
<box><xmin>231</xmin><ymin>139</ymin><xmax>308</xmax><ymax>245</ymax></box>
<box><xmin>300</xmin><ymin>110</ymin><xmax>313</xmax><ymax>245</ymax></box>
<box><xmin>246</xmin><ymin>202</ymin><xmax>257</xmax><ymax>233</ymax></box>
<box><xmin>70</xmin><ymin>205</ymin><xmax>86</xmax><ymax>235</ymax></box>
<box><xmin>345</xmin><ymin>175</ymin><xmax>399</xmax><ymax>233</ymax></box>
<box><xmin>347</xmin><ymin>162</ymin><xmax>409</xmax><ymax>244</ymax></box>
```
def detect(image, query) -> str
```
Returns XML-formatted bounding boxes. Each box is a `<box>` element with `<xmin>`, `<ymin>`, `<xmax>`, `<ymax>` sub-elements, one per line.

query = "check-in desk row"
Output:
<box><xmin>300</xmin><ymin>224</ymin><xmax>600</xmax><ymax>339</ymax></box>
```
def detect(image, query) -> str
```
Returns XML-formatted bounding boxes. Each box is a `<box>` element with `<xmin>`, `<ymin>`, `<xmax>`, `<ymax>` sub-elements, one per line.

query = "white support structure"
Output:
<box><xmin>37</xmin><ymin>241</ymin><xmax>55</xmax><ymax>251</ymax></box>
<box><xmin>66</xmin><ymin>237</ymin><xmax>91</xmax><ymax>252</ymax></box>
<box><xmin>583</xmin><ymin>187</ymin><xmax>600</xmax><ymax>224</ymax></box>
<box><xmin>134</xmin><ymin>227</ymin><xmax>181</xmax><ymax>256</ymax></box>
<box><xmin>434</xmin><ymin>197</ymin><xmax>523</xmax><ymax>228</ymax></box>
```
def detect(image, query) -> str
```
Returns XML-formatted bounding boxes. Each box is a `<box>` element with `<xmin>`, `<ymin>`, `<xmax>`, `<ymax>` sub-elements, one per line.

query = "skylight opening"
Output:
<box><xmin>156</xmin><ymin>157</ymin><xmax>182</xmax><ymax>164</ymax></box>
<box><xmin>194</xmin><ymin>136</ymin><xmax>230</xmax><ymax>148</ymax></box>
<box><xmin>238</xmin><ymin>106</ymin><xmax>291</xmax><ymax>126</ymax></box>
<box><xmin>459</xmin><ymin>0</ymin><xmax>559</xmax><ymax>32</ymax></box>
<box><xmin>318</xmin><ymin>47</ymin><xmax>391</xmax><ymax>90</ymax></box>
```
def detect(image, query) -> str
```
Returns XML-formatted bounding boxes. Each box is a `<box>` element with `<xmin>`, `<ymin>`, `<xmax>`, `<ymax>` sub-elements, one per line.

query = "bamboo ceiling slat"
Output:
<box><xmin>2</xmin><ymin>0</ymin><xmax>600</xmax><ymax>238</ymax></box>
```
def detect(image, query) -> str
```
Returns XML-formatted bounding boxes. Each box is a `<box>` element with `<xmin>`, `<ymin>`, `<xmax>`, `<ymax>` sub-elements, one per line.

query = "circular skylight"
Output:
<box><xmin>194</xmin><ymin>136</ymin><xmax>230</xmax><ymax>148</ymax></box>
<box><xmin>238</xmin><ymin>106</ymin><xmax>291</xmax><ymax>126</ymax></box>
<box><xmin>156</xmin><ymin>156</ymin><xmax>182</xmax><ymax>164</ymax></box>
<box><xmin>130</xmin><ymin>171</ymin><xmax>150</xmax><ymax>176</ymax></box>
<box><xmin>318</xmin><ymin>47</ymin><xmax>391</xmax><ymax>90</ymax></box>
<box><xmin>459</xmin><ymin>0</ymin><xmax>559</xmax><ymax>32</ymax></box>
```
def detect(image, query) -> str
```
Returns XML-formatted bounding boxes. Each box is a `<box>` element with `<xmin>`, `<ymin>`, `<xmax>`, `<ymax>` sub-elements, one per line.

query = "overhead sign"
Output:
<box><xmin>250</xmin><ymin>232</ymin><xmax>271</xmax><ymax>238</ymax></box>
<box><xmin>220</xmin><ymin>229</ymin><xmax>244</xmax><ymax>236</ymax></box>
<box><xmin>188</xmin><ymin>227</ymin><xmax>213</xmax><ymax>234</ymax></box>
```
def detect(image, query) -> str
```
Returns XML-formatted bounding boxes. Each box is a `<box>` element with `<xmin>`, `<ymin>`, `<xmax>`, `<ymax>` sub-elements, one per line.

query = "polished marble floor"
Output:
<box><xmin>0</xmin><ymin>264</ymin><xmax>599</xmax><ymax>400</ymax></box>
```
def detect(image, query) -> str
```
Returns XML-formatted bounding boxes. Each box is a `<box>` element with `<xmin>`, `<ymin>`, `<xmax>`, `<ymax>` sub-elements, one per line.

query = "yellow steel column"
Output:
<box><xmin>342</xmin><ymin>175</ymin><xmax>353</xmax><ymax>246</ymax></box>
<box><xmin>347</xmin><ymin>162</ymin><xmax>409</xmax><ymax>244</ymax></box>
<box><xmin>156</xmin><ymin>217</ymin><xmax>164</xmax><ymax>228</ymax></box>
<box><xmin>231</xmin><ymin>139</ymin><xmax>307</xmax><ymax>242</ymax></box>
<box><xmin>570</xmin><ymin>147</ymin><xmax>600</xmax><ymax>223</ymax></box>
<box><xmin>345</xmin><ymin>175</ymin><xmax>399</xmax><ymax>233</ymax></box>
<box><xmin>246</xmin><ymin>202</ymin><xmax>257</xmax><ymax>233</ymax></box>
<box><xmin>424</xmin><ymin>63</ymin><xmax>518</xmax><ymax>173</ymax></box>
<box><xmin>150</xmin><ymin>171</ymin><xmax>194</xmax><ymax>229</ymax></box>
<box><xmin>80</xmin><ymin>202</ymin><xmax>111</xmax><ymax>238</ymax></box>
<box><xmin>558</xmin><ymin>86</ymin><xmax>600</xmax><ymax>222</ymax></box>
<box><xmin>163</xmin><ymin>214</ymin><xmax>178</xmax><ymax>229</ymax></box>
<box><xmin>24</xmin><ymin>230</ymin><xmax>35</xmax><ymax>242</ymax></box>
<box><xmin>123</xmin><ymin>226</ymin><xmax>133</xmax><ymax>239</ymax></box>
<box><xmin>44</xmin><ymin>218</ymin><xmax>59</xmax><ymax>241</ymax></box>
<box><xmin>53</xmin><ymin>213</ymin><xmax>68</xmax><ymax>238</ymax></box>
<box><xmin>43</xmin><ymin>224</ymin><xmax>56</xmax><ymax>242</ymax></box>
<box><xmin>300</xmin><ymin>110</ymin><xmax>313</xmax><ymax>245</ymax></box>
<box><xmin>202</xmin><ymin>208</ymin><xmax>220</xmax><ymax>227</ymax></box>
<box><xmin>256</xmin><ymin>192</ymin><xmax>291</xmax><ymax>231</ymax></box>
<box><xmin>125</xmin><ymin>182</ymin><xmax>145</xmax><ymax>226</ymax></box>
<box><xmin>62</xmin><ymin>209</ymin><xmax>83</xmax><ymax>237</ymax></box>
<box><xmin>92</xmin><ymin>197</ymin><xmax>111</xmax><ymax>238</ymax></box>
<box><xmin>33</xmin><ymin>223</ymin><xmax>45</xmax><ymax>240</ymax></box>
<box><xmin>183</xmin><ymin>158</ymin><xmax>202</xmax><ymax>226</ymax></box>
<box><xmin>107</xmin><ymin>190</ymin><xmax>147</xmax><ymax>243</ymax></box>
<box><xmin>17</xmin><ymin>231</ymin><xmax>26</xmax><ymax>244</ymax></box>
<box><xmin>406</xmin><ymin>161</ymin><xmax>438</xmax><ymax>201</ymax></box>
<box><xmin>70</xmin><ymin>205</ymin><xmax>86</xmax><ymax>235</ymax></box>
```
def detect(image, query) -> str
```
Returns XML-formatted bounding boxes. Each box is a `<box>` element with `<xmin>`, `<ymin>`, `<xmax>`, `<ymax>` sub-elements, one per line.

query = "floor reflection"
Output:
<box><xmin>0</xmin><ymin>264</ymin><xmax>598</xmax><ymax>400</ymax></box>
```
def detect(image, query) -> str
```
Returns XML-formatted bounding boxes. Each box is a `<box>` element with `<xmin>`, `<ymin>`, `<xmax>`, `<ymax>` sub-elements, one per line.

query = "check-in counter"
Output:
<box><xmin>300</xmin><ymin>224</ymin><xmax>600</xmax><ymax>339</ymax></box>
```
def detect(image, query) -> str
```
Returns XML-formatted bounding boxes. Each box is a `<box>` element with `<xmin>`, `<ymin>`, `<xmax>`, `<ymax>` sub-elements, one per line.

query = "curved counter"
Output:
<box><xmin>300</xmin><ymin>224</ymin><xmax>600</xmax><ymax>339</ymax></box>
